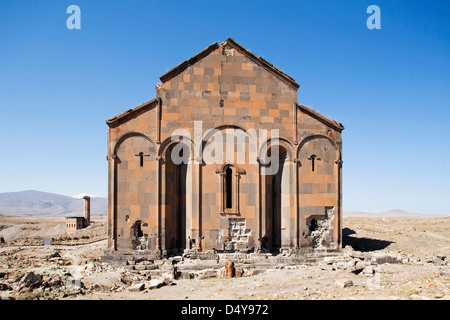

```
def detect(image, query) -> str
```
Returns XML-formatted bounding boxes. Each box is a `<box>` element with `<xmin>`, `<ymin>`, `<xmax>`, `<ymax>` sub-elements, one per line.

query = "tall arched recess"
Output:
<box><xmin>297</xmin><ymin>135</ymin><xmax>341</xmax><ymax>250</ymax></box>
<box><xmin>259</xmin><ymin>138</ymin><xmax>296</xmax><ymax>253</ymax></box>
<box><xmin>159</xmin><ymin>137</ymin><xmax>193</xmax><ymax>256</ymax></box>
<box><xmin>264</xmin><ymin>145</ymin><xmax>287</xmax><ymax>250</ymax></box>
<box><xmin>111</xmin><ymin>132</ymin><xmax>157</xmax><ymax>251</ymax></box>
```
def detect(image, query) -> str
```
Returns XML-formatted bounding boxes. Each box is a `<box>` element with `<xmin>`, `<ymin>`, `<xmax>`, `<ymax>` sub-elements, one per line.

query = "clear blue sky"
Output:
<box><xmin>0</xmin><ymin>0</ymin><xmax>449</xmax><ymax>214</ymax></box>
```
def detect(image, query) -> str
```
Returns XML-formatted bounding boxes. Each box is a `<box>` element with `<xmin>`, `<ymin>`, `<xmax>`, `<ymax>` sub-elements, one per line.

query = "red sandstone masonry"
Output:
<box><xmin>106</xmin><ymin>38</ymin><xmax>344</xmax><ymax>255</ymax></box>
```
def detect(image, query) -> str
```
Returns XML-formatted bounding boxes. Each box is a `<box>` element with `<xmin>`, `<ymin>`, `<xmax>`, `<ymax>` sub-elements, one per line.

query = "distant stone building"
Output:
<box><xmin>65</xmin><ymin>196</ymin><xmax>91</xmax><ymax>234</ymax></box>
<box><xmin>105</xmin><ymin>38</ymin><xmax>344</xmax><ymax>256</ymax></box>
<box><xmin>65</xmin><ymin>216</ymin><xmax>85</xmax><ymax>235</ymax></box>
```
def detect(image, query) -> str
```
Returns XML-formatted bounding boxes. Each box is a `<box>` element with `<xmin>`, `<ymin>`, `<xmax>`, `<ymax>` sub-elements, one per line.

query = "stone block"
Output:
<box><xmin>128</xmin><ymin>283</ymin><xmax>145</xmax><ymax>292</ymax></box>
<box><xmin>335</xmin><ymin>279</ymin><xmax>353</xmax><ymax>288</ymax></box>
<box><xmin>362</xmin><ymin>265</ymin><xmax>377</xmax><ymax>275</ymax></box>
<box><xmin>354</xmin><ymin>261</ymin><xmax>370</xmax><ymax>271</ymax></box>
<box><xmin>147</xmin><ymin>279</ymin><xmax>166</xmax><ymax>289</ymax></box>
<box><xmin>133</xmin><ymin>265</ymin><xmax>147</xmax><ymax>271</ymax></box>
<box><xmin>371</xmin><ymin>253</ymin><xmax>402</xmax><ymax>265</ymax></box>
<box><xmin>224</xmin><ymin>261</ymin><xmax>235</xmax><ymax>278</ymax></box>
<box><xmin>197</xmin><ymin>270</ymin><xmax>219</xmax><ymax>280</ymax></box>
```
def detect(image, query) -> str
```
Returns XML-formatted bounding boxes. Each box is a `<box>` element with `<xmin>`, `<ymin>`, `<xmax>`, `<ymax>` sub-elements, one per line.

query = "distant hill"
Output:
<box><xmin>344</xmin><ymin>209</ymin><xmax>444</xmax><ymax>219</ymax></box>
<box><xmin>0</xmin><ymin>190</ymin><xmax>107</xmax><ymax>217</ymax></box>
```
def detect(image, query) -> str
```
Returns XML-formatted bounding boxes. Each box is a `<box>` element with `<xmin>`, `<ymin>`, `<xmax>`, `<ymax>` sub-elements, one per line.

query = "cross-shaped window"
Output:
<box><xmin>308</xmin><ymin>154</ymin><xmax>321</xmax><ymax>172</ymax></box>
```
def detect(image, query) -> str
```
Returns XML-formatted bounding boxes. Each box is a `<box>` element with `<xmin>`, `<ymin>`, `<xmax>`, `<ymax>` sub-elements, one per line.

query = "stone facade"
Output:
<box><xmin>65</xmin><ymin>217</ymin><xmax>85</xmax><ymax>235</ymax></box>
<box><xmin>106</xmin><ymin>38</ymin><xmax>344</xmax><ymax>257</ymax></box>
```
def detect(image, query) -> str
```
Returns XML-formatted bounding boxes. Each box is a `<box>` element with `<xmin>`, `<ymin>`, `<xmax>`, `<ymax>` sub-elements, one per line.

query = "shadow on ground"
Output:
<box><xmin>342</xmin><ymin>228</ymin><xmax>394</xmax><ymax>252</ymax></box>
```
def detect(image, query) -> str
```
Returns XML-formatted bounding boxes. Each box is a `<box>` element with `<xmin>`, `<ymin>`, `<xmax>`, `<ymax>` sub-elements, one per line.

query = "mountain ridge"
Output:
<box><xmin>0</xmin><ymin>190</ymin><xmax>107</xmax><ymax>217</ymax></box>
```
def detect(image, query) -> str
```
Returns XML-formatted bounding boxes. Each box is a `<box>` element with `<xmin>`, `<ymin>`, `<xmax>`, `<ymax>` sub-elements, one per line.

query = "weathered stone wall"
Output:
<box><xmin>106</xmin><ymin>38</ymin><xmax>343</xmax><ymax>255</ymax></box>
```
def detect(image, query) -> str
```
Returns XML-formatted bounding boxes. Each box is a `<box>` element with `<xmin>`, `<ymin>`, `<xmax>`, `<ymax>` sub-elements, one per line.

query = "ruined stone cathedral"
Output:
<box><xmin>106</xmin><ymin>38</ymin><xmax>344</xmax><ymax>257</ymax></box>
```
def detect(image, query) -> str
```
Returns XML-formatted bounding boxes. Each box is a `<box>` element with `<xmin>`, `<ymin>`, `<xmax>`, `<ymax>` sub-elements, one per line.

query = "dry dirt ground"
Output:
<box><xmin>0</xmin><ymin>214</ymin><xmax>449</xmax><ymax>300</ymax></box>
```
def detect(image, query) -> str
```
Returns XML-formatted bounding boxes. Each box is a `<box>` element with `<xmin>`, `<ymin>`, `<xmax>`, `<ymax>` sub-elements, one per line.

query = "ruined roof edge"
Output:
<box><xmin>106</xmin><ymin>98</ymin><xmax>158</xmax><ymax>128</ymax></box>
<box><xmin>297</xmin><ymin>103</ymin><xmax>345</xmax><ymax>132</ymax></box>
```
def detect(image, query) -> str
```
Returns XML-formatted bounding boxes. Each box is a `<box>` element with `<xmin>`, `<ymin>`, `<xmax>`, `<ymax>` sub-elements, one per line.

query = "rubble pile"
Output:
<box><xmin>319</xmin><ymin>247</ymin><xmax>448</xmax><ymax>283</ymax></box>
<box><xmin>0</xmin><ymin>251</ymin><xmax>264</xmax><ymax>300</ymax></box>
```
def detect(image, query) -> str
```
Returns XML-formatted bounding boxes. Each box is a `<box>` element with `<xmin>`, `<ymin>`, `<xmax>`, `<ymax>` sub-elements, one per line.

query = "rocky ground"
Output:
<box><xmin>0</xmin><ymin>214</ymin><xmax>448</xmax><ymax>300</ymax></box>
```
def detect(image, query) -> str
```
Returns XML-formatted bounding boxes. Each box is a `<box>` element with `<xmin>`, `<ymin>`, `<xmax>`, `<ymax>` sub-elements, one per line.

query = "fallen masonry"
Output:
<box><xmin>99</xmin><ymin>247</ymin><xmax>449</xmax><ymax>281</ymax></box>
<box><xmin>100</xmin><ymin>249</ymin><xmax>343</xmax><ymax>279</ymax></box>
<box><xmin>318</xmin><ymin>249</ymin><xmax>411</xmax><ymax>275</ymax></box>
<box><xmin>0</xmin><ymin>247</ymin><xmax>447</xmax><ymax>300</ymax></box>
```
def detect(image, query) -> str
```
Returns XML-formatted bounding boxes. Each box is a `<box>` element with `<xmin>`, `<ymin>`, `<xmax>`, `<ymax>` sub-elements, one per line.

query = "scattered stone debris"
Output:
<box><xmin>0</xmin><ymin>216</ymin><xmax>448</xmax><ymax>300</ymax></box>
<box><xmin>19</xmin><ymin>272</ymin><xmax>43</xmax><ymax>289</ymax></box>
<box><xmin>319</xmin><ymin>250</ymin><xmax>405</xmax><ymax>275</ymax></box>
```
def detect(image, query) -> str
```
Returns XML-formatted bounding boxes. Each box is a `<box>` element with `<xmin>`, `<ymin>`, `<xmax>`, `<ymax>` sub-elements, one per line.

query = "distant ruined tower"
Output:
<box><xmin>83</xmin><ymin>196</ymin><xmax>91</xmax><ymax>227</ymax></box>
<box><xmin>65</xmin><ymin>195</ymin><xmax>92</xmax><ymax>234</ymax></box>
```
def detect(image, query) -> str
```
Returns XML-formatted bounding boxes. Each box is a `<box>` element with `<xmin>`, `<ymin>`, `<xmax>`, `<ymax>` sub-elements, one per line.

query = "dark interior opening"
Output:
<box><xmin>136</xmin><ymin>221</ymin><xmax>143</xmax><ymax>237</ymax></box>
<box><xmin>225</xmin><ymin>167</ymin><xmax>233</xmax><ymax>209</ymax></box>
<box><xmin>310</xmin><ymin>219</ymin><xmax>317</xmax><ymax>232</ymax></box>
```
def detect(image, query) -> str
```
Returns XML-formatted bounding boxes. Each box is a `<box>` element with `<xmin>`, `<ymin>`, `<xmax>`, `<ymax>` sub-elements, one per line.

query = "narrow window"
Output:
<box><xmin>308</xmin><ymin>154</ymin><xmax>320</xmax><ymax>172</ymax></box>
<box><xmin>225</xmin><ymin>167</ymin><xmax>233</xmax><ymax>209</ymax></box>
<box><xmin>310</xmin><ymin>155</ymin><xmax>316</xmax><ymax>172</ymax></box>
<box><xmin>139</xmin><ymin>152</ymin><xmax>144</xmax><ymax>167</ymax></box>
<box><xmin>135</xmin><ymin>152</ymin><xmax>146</xmax><ymax>167</ymax></box>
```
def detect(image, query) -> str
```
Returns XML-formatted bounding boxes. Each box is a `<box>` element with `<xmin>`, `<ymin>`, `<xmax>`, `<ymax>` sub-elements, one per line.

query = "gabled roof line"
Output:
<box><xmin>225</xmin><ymin>38</ymin><xmax>299</xmax><ymax>90</ymax></box>
<box><xmin>159</xmin><ymin>42</ymin><xmax>220</xmax><ymax>83</ymax></box>
<box><xmin>158</xmin><ymin>37</ymin><xmax>300</xmax><ymax>90</ymax></box>
<box><xmin>297</xmin><ymin>103</ymin><xmax>345</xmax><ymax>132</ymax></box>
<box><xmin>106</xmin><ymin>98</ymin><xmax>158</xmax><ymax>128</ymax></box>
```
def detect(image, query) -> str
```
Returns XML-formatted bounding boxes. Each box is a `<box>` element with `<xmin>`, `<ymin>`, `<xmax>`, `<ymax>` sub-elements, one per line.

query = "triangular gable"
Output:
<box><xmin>297</xmin><ymin>104</ymin><xmax>344</xmax><ymax>132</ymax></box>
<box><xmin>159</xmin><ymin>37</ymin><xmax>300</xmax><ymax>90</ymax></box>
<box><xmin>106</xmin><ymin>98</ymin><xmax>158</xmax><ymax>128</ymax></box>
<box><xmin>106</xmin><ymin>40</ymin><xmax>344</xmax><ymax>131</ymax></box>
